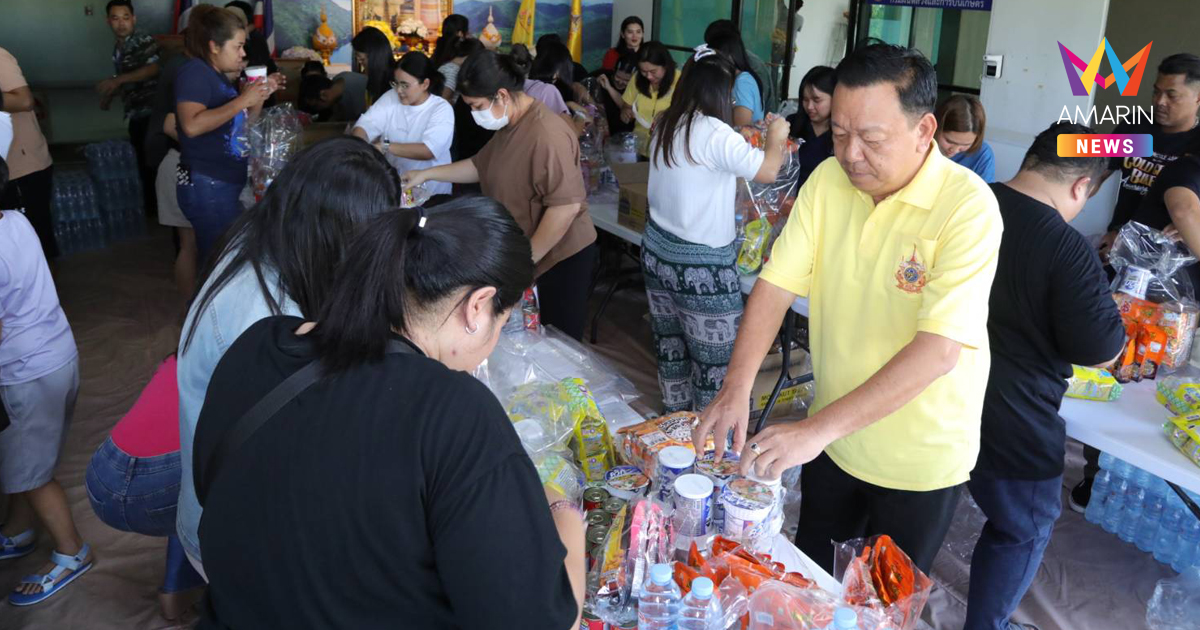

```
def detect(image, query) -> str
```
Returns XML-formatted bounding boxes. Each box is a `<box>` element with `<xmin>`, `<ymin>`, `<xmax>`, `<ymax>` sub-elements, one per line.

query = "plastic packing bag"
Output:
<box><xmin>833</xmin><ymin>535</ymin><xmax>932</xmax><ymax>630</ymax></box>
<box><xmin>1065</xmin><ymin>365</ymin><xmax>1123</xmax><ymax>401</ymax></box>
<box><xmin>243</xmin><ymin>103</ymin><xmax>303</xmax><ymax>201</ymax></box>
<box><xmin>1109</xmin><ymin>221</ymin><xmax>1198</xmax><ymax>305</ymax></box>
<box><xmin>1157</xmin><ymin>361</ymin><xmax>1200</xmax><ymax>415</ymax></box>
<box><xmin>746</xmin><ymin>580</ymin><xmax>839</xmax><ymax>630</ymax></box>
<box><xmin>591</xmin><ymin>499</ymin><xmax>674</xmax><ymax>626</ymax></box>
<box><xmin>531</xmin><ymin>449</ymin><xmax>586</xmax><ymax>504</ymax></box>
<box><xmin>735</xmin><ymin>118</ymin><xmax>803</xmax><ymax>275</ymax></box>
<box><xmin>1147</xmin><ymin>567</ymin><xmax>1200</xmax><ymax>630</ymax></box>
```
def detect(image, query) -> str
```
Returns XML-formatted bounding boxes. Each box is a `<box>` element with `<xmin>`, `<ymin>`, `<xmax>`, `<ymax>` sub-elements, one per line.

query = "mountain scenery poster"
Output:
<box><xmin>454</xmin><ymin>0</ymin><xmax>613</xmax><ymax>70</ymax></box>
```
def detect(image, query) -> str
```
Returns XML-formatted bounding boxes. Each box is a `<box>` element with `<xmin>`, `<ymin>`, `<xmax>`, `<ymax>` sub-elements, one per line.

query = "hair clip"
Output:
<box><xmin>412</xmin><ymin>206</ymin><xmax>427</xmax><ymax>232</ymax></box>
<box><xmin>693</xmin><ymin>44</ymin><xmax>716</xmax><ymax>61</ymax></box>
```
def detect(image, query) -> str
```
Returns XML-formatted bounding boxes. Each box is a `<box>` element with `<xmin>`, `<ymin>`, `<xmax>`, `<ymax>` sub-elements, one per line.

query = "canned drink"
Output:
<box><xmin>583</xmin><ymin>487</ymin><xmax>610</xmax><ymax>511</ymax></box>
<box><xmin>586</xmin><ymin>524</ymin><xmax>609</xmax><ymax>548</ymax></box>
<box><xmin>586</xmin><ymin>510</ymin><xmax>613</xmax><ymax>527</ymax></box>
<box><xmin>603</xmin><ymin>497</ymin><xmax>627</xmax><ymax>515</ymax></box>
<box><xmin>580</xmin><ymin>608</ymin><xmax>607</xmax><ymax>630</ymax></box>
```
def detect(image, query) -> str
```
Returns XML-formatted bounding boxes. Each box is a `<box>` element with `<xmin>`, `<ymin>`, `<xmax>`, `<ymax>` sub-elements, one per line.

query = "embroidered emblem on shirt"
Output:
<box><xmin>895</xmin><ymin>247</ymin><xmax>928</xmax><ymax>294</ymax></box>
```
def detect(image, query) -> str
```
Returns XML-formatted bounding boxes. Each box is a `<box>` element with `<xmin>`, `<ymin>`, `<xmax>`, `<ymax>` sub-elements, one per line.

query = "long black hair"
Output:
<box><xmin>614</xmin><ymin>16</ymin><xmax>644</xmax><ymax>56</ymax></box>
<box><xmin>635</xmin><ymin>41</ymin><xmax>677</xmax><ymax>98</ymax></box>
<box><xmin>530</xmin><ymin>41</ymin><xmax>577</xmax><ymax>105</ymax></box>
<box><xmin>458</xmin><ymin>49</ymin><xmax>526</xmax><ymax>98</ymax></box>
<box><xmin>707</xmin><ymin>30</ymin><xmax>763</xmax><ymax>112</ymax></box>
<box><xmin>651</xmin><ymin>52</ymin><xmax>737</xmax><ymax>168</ymax></box>
<box><xmin>431</xmin><ymin>14</ymin><xmax>469</xmax><ymax>69</ymax></box>
<box><xmin>799</xmin><ymin>65</ymin><xmax>837</xmax><ymax>100</ymax></box>
<box><xmin>352</xmin><ymin>27</ymin><xmax>395</xmax><ymax>103</ymax></box>
<box><xmin>182</xmin><ymin>136</ymin><xmax>402</xmax><ymax>353</ymax></box>
<box><xmin>396</xmin><ymin>51</ymin><xmax>445</xmax><ymax>98</ymax></box>
<box><xmin>313</xmin><ymin>197</ymin><xmax>533</xmax><ymax>372</ymax></box>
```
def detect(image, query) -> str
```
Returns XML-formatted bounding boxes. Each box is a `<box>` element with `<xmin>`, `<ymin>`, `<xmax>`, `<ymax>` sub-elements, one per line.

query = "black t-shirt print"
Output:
<box><xmin>1107</xmin><ymin>121</ymin><xmax>1200</xmax><ymax>231</ymax></box>
<box><xmin>977</xmin><ymin>184</ymin><xmax>1126</xmax><ymax>480</ymax></box>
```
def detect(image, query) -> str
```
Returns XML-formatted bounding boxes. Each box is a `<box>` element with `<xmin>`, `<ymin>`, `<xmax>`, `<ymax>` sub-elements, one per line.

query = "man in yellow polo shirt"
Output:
<box><xmin>694</xmin><ymin>43</ymin><xmax>1002</xmax><ymax>573</ymax></box>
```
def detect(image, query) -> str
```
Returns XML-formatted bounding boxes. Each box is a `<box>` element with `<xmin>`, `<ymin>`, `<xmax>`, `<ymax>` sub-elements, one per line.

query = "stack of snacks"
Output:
<box><xmin>734</xmin><ymin>116</ymin><xmax>803</xmax><ymax>274</ymax></box>
<box><xmin>1065</xmin><ymin>365</ymin><xmax>1123</xmax><ymax>402</ymax></box>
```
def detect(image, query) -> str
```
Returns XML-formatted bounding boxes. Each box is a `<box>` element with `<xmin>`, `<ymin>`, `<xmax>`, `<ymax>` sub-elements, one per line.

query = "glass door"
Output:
<box><xmin>655</xmin><ymin>0</ymin><xmax>733</xmax><ymax>65</ymax></box>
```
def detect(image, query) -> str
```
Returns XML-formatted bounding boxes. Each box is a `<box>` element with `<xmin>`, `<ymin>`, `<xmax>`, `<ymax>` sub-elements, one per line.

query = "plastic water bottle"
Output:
<box><xmin>1099</xmin><ymin>451</ymin><xmax>1115</xmax><ymax>470</ymax></box>
<box><xmin>1138</xmin><ymin>480</ymin><xmax>1168</xmax><ymax>552</ymax></box>
<box><xmin>1086</xmin><ymin>469</ymin><xmax>1112</xmax><ymax>525</ymax></box>
<box><xmin>1156</xmin><ymin>494</ymin><xmax>1185</xmax><ymax>566</ymax></box>
<box><xmin>1172</xmin><ymin>516</ymin><xmax>1200</xmax><ymax>572</ymax></box>
<box><xmin>1102</xmin><ymin>474</ymin><xmax>1129</xmax><ymax>534</ymax></box>
<box><xmin>828</xmin><ymin>607</ymin><xmax>860</xmax><ymax>630</ymax></box>
<box><xmin>679</xmin><ymin>577</ymin><xmax>721</xmax><ymax>630</ymax></box>
<box><xmin>1119</xmin><ymin>476</ymin><xmax>1147</xmax><ymax>543</ymax></box>
<box><xmin>638</xmin><ymin>563</ymin><xmax>681</xmax><ymax>629</ymax></box>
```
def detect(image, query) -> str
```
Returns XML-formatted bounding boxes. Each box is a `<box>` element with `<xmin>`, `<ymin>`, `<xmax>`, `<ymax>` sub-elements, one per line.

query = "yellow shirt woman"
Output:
<box><xmin>623</xmin><ymin>69</ymin><xmax>679</xmax><ymax>157</ymax></box>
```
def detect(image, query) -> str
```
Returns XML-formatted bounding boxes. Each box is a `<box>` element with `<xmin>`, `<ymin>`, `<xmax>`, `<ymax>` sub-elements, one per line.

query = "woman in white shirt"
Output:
<box><xmin>352</xmin><ymin>52</ymin><xmax>455</xmax><ymax>196</ymax></box>
<box><xmin>643</xmin><ymin>46</ymin><xmax>789</xmax><ymax>413</ymax></box>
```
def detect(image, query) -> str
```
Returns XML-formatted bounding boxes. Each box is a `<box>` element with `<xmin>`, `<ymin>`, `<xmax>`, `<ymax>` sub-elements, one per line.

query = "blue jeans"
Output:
<box><xmin>964</xmin><ymin>475</ymin><xmax>1063</xmax><ymax>630</ymax></box>
<box><xmin>85</xmin><ymin>438</ymin><xmax>205</xmax><ymax>593</ymax></box>
<box><xmin>176</xmin><ymin>169</ymin><xmax>244</xmax><ymax>266</ymax></box>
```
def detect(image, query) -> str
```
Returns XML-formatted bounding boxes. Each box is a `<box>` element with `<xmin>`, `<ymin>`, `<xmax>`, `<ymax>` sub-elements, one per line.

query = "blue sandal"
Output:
<box><xmin>8</xmin><ymin>543</ymin><xmax>93</xmax><ymax>606</ymax></box>
<box><xmin>0</xmin><ymin>528</ymin><xmax>35</xmax><ymax>561</ymax></box>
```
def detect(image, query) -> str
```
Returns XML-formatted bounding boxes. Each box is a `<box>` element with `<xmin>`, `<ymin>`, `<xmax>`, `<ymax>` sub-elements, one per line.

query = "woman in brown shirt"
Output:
<box><xmin>405</xmin><ymin>50</ymin><xmax>597</xmax><ymax>340</ymax></box>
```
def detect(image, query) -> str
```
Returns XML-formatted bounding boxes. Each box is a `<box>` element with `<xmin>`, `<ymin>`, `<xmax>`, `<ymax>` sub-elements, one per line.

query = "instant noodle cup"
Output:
<box><xmin>673</xmin><ymin>474</ymin><xmax>714</xmax><ymax>538</ymax></box>
<box><xmin>604</xmin><ymin>465</ymin><xmax>651</xmax><ymax>500</ymax></box>
<box><xmin>720</xmin><ymin>478</ymin><xmax>775</xmax><ymax>539</ymax></box>
<box><xmin>696</xmin><ymin>451</ymin><xmax>740</xmax><ymax>530</ymax></box>
<box><xmin>656</xmin><ymin>446</ymin><xmax>696</xmax><ymax>501</ymax></box>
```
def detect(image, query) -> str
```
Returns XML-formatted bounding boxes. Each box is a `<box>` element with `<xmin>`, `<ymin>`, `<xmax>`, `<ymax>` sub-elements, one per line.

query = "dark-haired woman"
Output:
<box><xmin>404</xmin><ymin>50</ymin><xmax>596</xmax><ymax>341</ymax></box>
<box><xmin>432</xmin><ymin>15</ymin><xmax>470</xmax><ymax>97</ymax></box>
<box><xmin>320</xmin><ymin>26</ymin><xmax>393</xmax><ymax>122</ymax></box>
<box><xmin>935</xmin><ymin>94</ymin><xmax>995</xmax><ymax>183</ymax></box>
<box><xmin>707</xmin><ymin>32</ymin><xmax>764</xmax><ymax>125</ymax></box>
<box><xmin>602</xmin><ymin>16</ymin><xmax>643</xmax><ymax>72</ymax></box>
<box><xmin>600</xmin><ymin>41</ymin><xmax>678</xmax><ymax>158</ymax></box>
<box><xmin>440</xmin><ymin>37</ymin><xmax>485</xmax><ymax>102</ymax></box>
<box><xmin>175</xmin><ymin>4</ymin><xmax>283</xmax><ymax>265</ymax></box>
<box><xmin>192</xmin><ymin>199</ymin><xmax>585</xmax><ymax>629</ymax></box>
<box><xmin>352</xmin><ymin>52</ymin><xmax>454</xmax><ymax>196</ymax></box>
<box><xmin>175</xmin><ymin>136</ymin><xmax>402</xmax><ymax>579</ymax></box>
<box><xmin>787</xmin><ymin>65</ymin><xmax>836</xmax><ymax>188</ymax></box>
<box><xmin>531</xmin><ymin>41</ymin><xmax>592</xmax><ymax>134</ymax></box>
<box><xmin>644</xmin><ymin>49</ymin><xmax>789</xmax><ymax>412</ymax></box>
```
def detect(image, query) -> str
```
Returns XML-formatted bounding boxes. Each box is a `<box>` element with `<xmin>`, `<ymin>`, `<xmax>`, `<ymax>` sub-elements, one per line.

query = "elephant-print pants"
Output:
<box><xmin>642</xmin><ymin>220</ymin><xmax>744</xmax><ymax>413</ymax></box>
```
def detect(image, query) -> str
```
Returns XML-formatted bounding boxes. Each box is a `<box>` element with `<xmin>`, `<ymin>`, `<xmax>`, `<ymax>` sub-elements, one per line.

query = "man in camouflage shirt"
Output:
<box><xmin>97</xmin><ymin>0</ymin><xmax>160</xmax><ymax>212</ymax></box>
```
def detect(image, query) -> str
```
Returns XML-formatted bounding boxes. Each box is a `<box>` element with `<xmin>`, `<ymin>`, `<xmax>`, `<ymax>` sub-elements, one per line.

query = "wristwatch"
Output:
<box><xmin>381</xmin><ymin>138</ymin><xmax>391</xmax><ymax>154</ymax></box>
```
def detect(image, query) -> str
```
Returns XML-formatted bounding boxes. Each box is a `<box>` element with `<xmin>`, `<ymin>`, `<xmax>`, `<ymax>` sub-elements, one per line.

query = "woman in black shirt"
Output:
<box><xmin>192</xmin><ymin>197</ymin><xmax>584</xmax><ymax>629</ymax></box>
<box><xmin>787</xmin><ymin>65</ymin><xmax>836</xmax><ymax>189</ymax></box>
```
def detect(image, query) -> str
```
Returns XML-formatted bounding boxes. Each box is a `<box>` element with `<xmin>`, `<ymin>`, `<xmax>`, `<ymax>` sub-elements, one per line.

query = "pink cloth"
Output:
<box><xmin>110</xmin><ymin>355</ymin><xmax>181</xmax><ymax>457</ymax></box>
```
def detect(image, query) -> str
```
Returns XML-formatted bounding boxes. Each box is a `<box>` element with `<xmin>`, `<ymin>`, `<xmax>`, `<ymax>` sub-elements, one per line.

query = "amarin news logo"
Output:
<box><xmin>1058</xmin><ymin>38</ymin><xmax>1154</xmax><ymax>97</ymax></box>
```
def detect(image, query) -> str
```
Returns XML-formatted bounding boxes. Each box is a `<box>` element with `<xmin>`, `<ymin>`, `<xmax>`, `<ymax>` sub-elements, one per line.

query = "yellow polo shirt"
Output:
<box><xmin>760</xmin><ymin>146</ymin><xmax>1002</xmax><ymax>491</ymax></box>
<box><xmin>623</xmin><ymin>70</ymin><xmax>678</xmax><ymax>156</ymax></box>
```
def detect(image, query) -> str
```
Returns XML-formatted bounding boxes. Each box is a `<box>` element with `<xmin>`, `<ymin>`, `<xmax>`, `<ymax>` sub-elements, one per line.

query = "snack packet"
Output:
<box><xmin>1065</xmin><ymin>365</ymin><xmax>1123</xmax><ymax>402</ymax></box>
<box><xmin>1156</xmin><ymin>367</ymin><xmax>1200</xmax><ymax>415</ymax></box>
<box><xmin>1138</xmin><ymin>325</ymin><xmax>1169</xmax><ymax>380</ymax></box>
<box><xmin>617</xmin><ymin>412</ymin><xmax>714</xmax><ymax>476</ymax></box>
<box><xmin>1165</xmin><ymin>414</ymin><xmax>1200</xmax><ymax>467</ymax></box>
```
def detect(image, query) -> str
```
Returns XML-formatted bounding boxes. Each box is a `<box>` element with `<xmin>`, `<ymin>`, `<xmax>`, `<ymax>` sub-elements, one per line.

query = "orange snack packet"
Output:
<box><xmin>1138</xmin><ymin>325</ymin><xmax>1168</xmax><ymax>380</ymax></box>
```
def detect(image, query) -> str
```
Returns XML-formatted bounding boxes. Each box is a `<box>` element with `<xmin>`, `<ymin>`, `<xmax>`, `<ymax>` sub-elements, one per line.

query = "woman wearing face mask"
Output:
<box><xmin>620</xmin><ymin>41</ymin><xmax>679</xmax><ymax>159</ymax></box>
<box><xmin>602</xmin><ymin>16</ymin><xmax>643</xmax><ymax>72</ymax></box>
<box><xmin>192</xmin><ymin>199</ymin><xmax>585</xmax><ymax>629</ymax></box>
<box><xmin>351</xmin><ymin>52</ymin><xmax>454</xmax><ymax>196</ymax></box>
<box><xmin>935</xmin><ymin>94</ymin><xmax>995</xmax><ymax>183</ymax></box>
<box><xmin>175</xmin><ymin>5</ymin><xmax>282</xmax><ymax>265</ymax></box>
<box><xmin>644</xmin><ymin>48</ymin><xmax>790</xmax><ymax>412</ymax></box>
<box><xmin>403</xmin><ymin>50</ymin><xmax>596</xmax><ymax>342</ymax></box>
<box><xmin>787</xmin><ymin>65</ymin><xmax>836</xmax><ymax>188</ymax></box>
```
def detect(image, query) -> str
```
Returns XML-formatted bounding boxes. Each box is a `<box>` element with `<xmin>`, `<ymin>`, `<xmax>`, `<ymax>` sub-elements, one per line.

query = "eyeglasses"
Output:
<box><xmin>391</xmin><ymin>80</ymin><xmax>413</xmax><ymax>91</ymax></box>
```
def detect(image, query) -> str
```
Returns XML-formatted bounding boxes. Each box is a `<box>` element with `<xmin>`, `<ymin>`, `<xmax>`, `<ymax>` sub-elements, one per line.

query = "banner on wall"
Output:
<box><xmin>867</xmin><ymin>0</ymin><xmax>992</xmax><ymax>10</ymax></box>
<box><xmin>512</xmin><ymin>0</ymin><xmax>538</xmax><ymax>48</ymax></box>
<box><xmin>567</xmin><ymin>0</ymin><xmax>583</xmax><ymax>61</ymax></box>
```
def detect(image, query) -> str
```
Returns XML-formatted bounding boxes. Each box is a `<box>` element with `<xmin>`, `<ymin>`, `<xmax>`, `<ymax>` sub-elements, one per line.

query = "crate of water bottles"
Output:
<box><xmin>1086</xmin><ymin>451</ymin><xmax>1200</xmax><ymax>572</ymax></box>
<box><xmin>84</xmin><ymin>140</ymin><xmax>146</xmax><ymax>242</ymax></box>
<box><xmin>50</xmin><ymin>168</ymin><xmax>105</xmax><ymax>256</ymax></box>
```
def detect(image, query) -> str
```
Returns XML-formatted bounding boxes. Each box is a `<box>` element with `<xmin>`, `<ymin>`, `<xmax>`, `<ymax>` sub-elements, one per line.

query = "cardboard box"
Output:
<box><xmin>748</xmin><ymin>348</ymin><xmax>814</xmax><ymax>422</ymax></box>
<box><xmin>611</xmin><ymin>162</ymin><xmax>650</xmax><ymax>233</ymax></box>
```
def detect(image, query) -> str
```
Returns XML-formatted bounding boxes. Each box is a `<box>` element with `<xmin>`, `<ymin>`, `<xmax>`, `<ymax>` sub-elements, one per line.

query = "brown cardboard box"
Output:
<box><xmin>611</xmin><ymin>162</ymin><xmax>650</xmax><ymax>232</ymax></box>
<box><xmin>748</xmin><ymin>347</ymin><xmax>814</xmax><ymax>422</ymax></box>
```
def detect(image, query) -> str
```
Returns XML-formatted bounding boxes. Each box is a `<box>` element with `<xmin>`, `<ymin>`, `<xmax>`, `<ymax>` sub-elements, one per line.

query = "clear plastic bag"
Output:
<box><xmin>1109</xmin><ymin>221</ymin><xmax>1197</xmax><ymax>305</ymax></box>
<box><xmin>244</xmin><ymin>103</ymin><xmax>303</xmax><ymax>201</ymax></box>
<box><xmin>834</xmin><ymin>535</ymin><xmax>932</xmax><ymax>630</ymax></box>
<box><xmin>1147</xmin><ymin>567</ymin><xmax>1200</xmax><ymax>630</ymax></box>
<box><xmin>531</xmin><ymin>449</ymin><xmax>586</xmax><ymax>503</ymax></box>
<box><xmin>591</xmin><ymin>499</ymin><xmax>675</xmax><ymax>627</ymax></box>
<box><xmin>735</xmin><ymin>118</ymin><xmax>803</xmax><ymax>274</ymax></box>
<box><xmin>746</xmin><ymin>581</ymin><xmax>839</xmax><ymax>630</ymax></box>
<box><xmin>605</xmin><ymin>132</ymin><xmax>639</xmax><ymax>165</ymax></box>
<box><xmin>1157</xmin><ymin>361</ymin><xmax>1200</xmax><ymax>414</ymax></box>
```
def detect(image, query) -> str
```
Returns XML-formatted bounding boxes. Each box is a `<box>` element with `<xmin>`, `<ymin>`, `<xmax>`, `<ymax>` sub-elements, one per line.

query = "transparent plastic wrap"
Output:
<box><xmin>590</xmin><ymin>499</ymin><xmax>675</xmax><ymax>627</ymax></box>
<box><xmin>1156</xmin><ymin>361</ymin><xmax>1200</xmax><ymax>415</ymax></box>
<box><xmin>1065</xmin><ymin>365</ymin><xmax>1123</xmax><ymax>401</ymax></box>
<box><xmin>1110</xmin><ymin>222</ymin><xmax>1200</xmax><ymax>380</ymax></box>
<box><xmin>834</xmin><ymin>535</ymin><xmax>932</xmax><ymax>630</ymax></box>
<box><xmin>618</xmin><ymin>412</ymin><xmax>713</xmax><ymax>477</ymax></box>
<box><xmin>1147</xmin><ymin>567</ymin><xmax>1200</xmax><ymax>630</ymax></box>
<box><xmin>746</xmin><ymin>581</ymin><xmax>839</xmax><ymax>630</ymax></box>
<box><xmin>399</xmin><ymin>184</ymin><xmax>432</xmax><ymax>208</ymax></box>
<box><xmin>506</xmin><ymin>378</ymin><xmax>614</xmax><ymax>470</ymax></box>
<box><xmin>735</xmin><ymin>117</ymin><xmax>803</xmax><ymax>275</ymax></box>
<box><xmin>605</xmin><ymin>132</ymin><xmax>639</xmax><ymax>166</ymax></box>
<box><xmin>580</xmin><ymin>136</ymin><xmax>605</xmax><ymax>195</ymax></box>
<box><xmin>532</xmin><ymin>449</ymin><xmax>586</xmax><ymax>504</ymax></box>
<box><xmin>1163</xmin><ymin>413</ymin><xmax>1200</xmax><ymax>467</ymax></box>
<box><xmin>244</xmin><ymin>104</ymin><xmax>303</xmax><ymax>201</ymax></box>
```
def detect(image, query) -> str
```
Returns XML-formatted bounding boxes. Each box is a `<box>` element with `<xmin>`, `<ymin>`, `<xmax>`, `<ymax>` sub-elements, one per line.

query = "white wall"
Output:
<box><xmin>787</xmin><ymin>0</ymin><xmax>851</xmax><ymax>99</ymax></box>
<box><xmin>979</xmin><ymin>0</ymin><xmax>1114</xmax><ymax>238</ymax></box>
<box><xmin>612</xmin><ymin>0</ymin><xmax>653</xmax><ymax>48</ymax></box>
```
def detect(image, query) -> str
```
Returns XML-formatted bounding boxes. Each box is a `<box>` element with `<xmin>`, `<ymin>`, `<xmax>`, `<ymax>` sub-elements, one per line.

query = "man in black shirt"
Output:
<box><xmin>1076</xmin><ymin>52</ymin><xmax>1200</xmax><ymax>510</ymax></box>
<box><xmin>967</xmin><ymin>122</ymin><xmax>1126</xmax><ymax>630</ymax></box>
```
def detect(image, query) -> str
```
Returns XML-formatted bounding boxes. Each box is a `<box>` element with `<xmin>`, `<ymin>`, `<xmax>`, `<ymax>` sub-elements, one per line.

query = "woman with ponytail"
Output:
<box><xmin>192</xmin><ymin>197</ymin><xmax>585</xmax><ymax>629</ymax></box>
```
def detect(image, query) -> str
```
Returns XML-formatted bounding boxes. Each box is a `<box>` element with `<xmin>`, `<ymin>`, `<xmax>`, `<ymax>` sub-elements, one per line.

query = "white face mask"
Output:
<box><xmin>472</xmin><ymin>97</ymin><xmax>510</xmax><ymax>130</ymax></box>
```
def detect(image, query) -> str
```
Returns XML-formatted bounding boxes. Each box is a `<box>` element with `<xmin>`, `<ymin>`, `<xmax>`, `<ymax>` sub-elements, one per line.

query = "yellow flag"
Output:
<box><xmin>567</xmin><ymin>0</ymin><xmax>583</xmax><ymax>62</ymax></box>
<box><xmin>512</xmin><ymin>0</ymin><xmax>537</xmax><ymax>49</ymax></box>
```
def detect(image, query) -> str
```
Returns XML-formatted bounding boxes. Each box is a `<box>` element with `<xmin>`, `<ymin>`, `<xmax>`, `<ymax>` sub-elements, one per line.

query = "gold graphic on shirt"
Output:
<box><xmin>895</xmin><ymin>247</ymin><xmax>928</xmax><ymax>294</ymax></box>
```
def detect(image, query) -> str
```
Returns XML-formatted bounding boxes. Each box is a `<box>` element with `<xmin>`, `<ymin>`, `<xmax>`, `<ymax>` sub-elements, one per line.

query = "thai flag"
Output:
<box><xmin>172</xmin><ymin>0</ymin><xmax>193</xmax><ymax>34</ymax></box>
<box><xmin>254</xmin><ymin>0</ymin><xmax>276</xmax><ymax>55</ymax></box>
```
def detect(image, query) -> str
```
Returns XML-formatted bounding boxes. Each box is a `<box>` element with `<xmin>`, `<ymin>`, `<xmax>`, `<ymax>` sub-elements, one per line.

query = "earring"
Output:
<box><xmin>465</xmin><ymin>322</ymin><xmax>479</xmax><ymax>335</ymax></box>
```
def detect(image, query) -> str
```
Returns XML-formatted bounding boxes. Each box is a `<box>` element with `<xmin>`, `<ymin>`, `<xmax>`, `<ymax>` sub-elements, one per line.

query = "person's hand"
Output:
<box><xmin>1097</xmin><ymin>229</ymin><xmax>1118</xmax><ymax>261</ymax></box>
<box><xmin>99</xmin><ymin>94</ymin><xmax>113</xmax><ymax>111</ymax></box>
<box><xmin>739</xmin><ymin>417</ymin><xmax>835</xmax><ymax>480</ymax></box>
<box><xmin>693</xmin><ymin>385</ymin><xmax>751</xmax><ymax>461</ymax></box>
<box><xmin>766</xmin><ymin>115</ymin><xmax>790</xmax><ymax>145</ymax></box>
<box><xmin>544</xmin><ymin>486</ymin><xmax>568</xmax><ymax>506</ymax></box>
<box><xmin>620</xmin><ymin>105</ymin><xmax>634</xmax><ymax>124</ymax></box>
<box><xmin>401</xmin><ymin>169</ymin><xmax>429</xmax><ymax>188</ymax></box>
<box><xmin>597</xmin><ymin>74</ymin><xmax>612</xmax><ymax>91</ymax></box>
<box><xmin>267</xmin><ymin>72</ymin><xmax>287</xmax><ymax>94</ymax></box>
<box><xmin>96</xmin><ymin>77</ymin><xmax>121</xmax><ymax>98</ymax></box>
<box><xmin>239</xmin><ymin>80</ymin><xmax>271</xmax><ymax>108</ymax></box>
<box><xmin>1165</xmin><ymin>224</ymin><xmax>1183</xmax><ymax>241</ymax></box>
